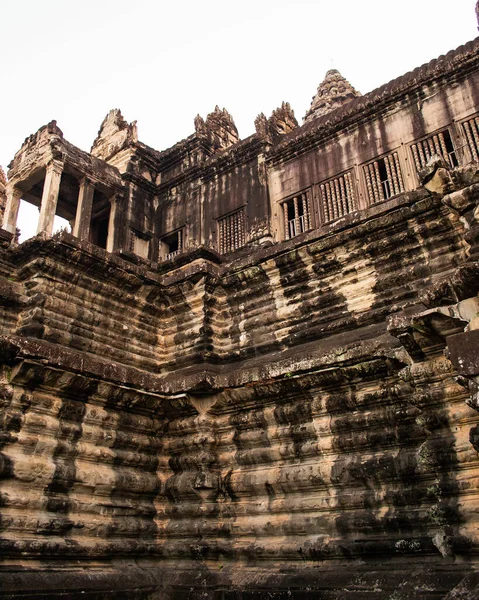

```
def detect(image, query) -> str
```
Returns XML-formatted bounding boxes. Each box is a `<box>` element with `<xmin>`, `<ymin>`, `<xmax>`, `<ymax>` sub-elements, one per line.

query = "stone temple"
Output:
<box><xmin>3</xmin><ymin>6</ymin><xmax>479</xmax><ymax>600</ymax></box>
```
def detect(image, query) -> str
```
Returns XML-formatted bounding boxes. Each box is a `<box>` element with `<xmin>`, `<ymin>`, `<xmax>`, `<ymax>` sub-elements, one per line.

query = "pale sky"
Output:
<box><xmin>1</xmin><ymin>0</ymin><xmax>478</xmax><ymax>238</ymax></box>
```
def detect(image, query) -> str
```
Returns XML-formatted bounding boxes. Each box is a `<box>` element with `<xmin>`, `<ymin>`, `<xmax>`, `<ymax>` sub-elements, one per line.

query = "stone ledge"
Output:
<box><xmin>1</xmin><ymin>560</ymin><xmax>478</xmax><ymax>599</ymax></box>
<box><xmin>0</xmin><ymin>325</ymin><xmax>405</xmax><ymax>400</ymax></box>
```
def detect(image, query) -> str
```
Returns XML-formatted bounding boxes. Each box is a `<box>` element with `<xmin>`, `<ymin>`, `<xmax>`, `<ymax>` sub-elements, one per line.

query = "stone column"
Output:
<box><xmin>37</xmin><ymin>161</ymin><xmax>63</xmax><ymax>236</ymax></box>
<box><xmin>73</xmin><ymin>178</ymin><xmax>94</xmax><ymax>241</ymax></box>
<box><xmin>106</xmin><ymin>194</ymin><xmax>118</xmax><ymax>253</ymax></box>
<box><xmin>2</xmin><ymin>185</ymin><xmax>23</xmax><ymax>234</ymax></box>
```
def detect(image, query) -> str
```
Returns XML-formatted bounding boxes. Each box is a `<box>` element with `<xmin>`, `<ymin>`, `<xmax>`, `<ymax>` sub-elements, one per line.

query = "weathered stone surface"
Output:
<box><xmin>91</xmin><ymin>108</ymin><xmax>138</xmax><ymax>165</ymax></box>
<box><xmin>0</xmin><ymin>165</ymin><xmax>6</xmax><ymax>219</ymax></box>
<box><xmin>2</xmin><ymin>8</ymin><xmax>479</xmax><ymax>600</ymax></box>
<box><xmin>194</xmin><ymin>106</ymin><xmax>239</xmax><ymax>152</ymax></box>
<box><xmin>303</xmin><ymin>69</ymin><xmax>361</xmax><ymax>123</ymax></box>
<box><xmin>255</xmin><ymin>102</ymin><xmax>298</xmax><ymax>142</ymax></box>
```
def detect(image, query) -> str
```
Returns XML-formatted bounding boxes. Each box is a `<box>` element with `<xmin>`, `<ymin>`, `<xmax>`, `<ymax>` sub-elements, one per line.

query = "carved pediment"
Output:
<box><xmin>91</xmin><ymin>109</ymin><xmax>138</xmax><ymax>162</ymax></box>
<box><xmin>195</xmin><ymin>106</ymin><xmax>239</xmax><ymax>152</ymax></box>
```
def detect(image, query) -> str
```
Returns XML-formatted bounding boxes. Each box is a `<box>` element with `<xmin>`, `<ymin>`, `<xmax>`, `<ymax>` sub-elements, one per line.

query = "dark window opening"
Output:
<box><xmin>160</xmin><ymin>229</ymin><xmax>183</xmax><ymax>260</ymax></box>
<box><xmin>377</xmin><ymin>160</ymin><xmax>391</xmax><ymax>199</ymax></box>
<box><xmin>89</xmin><ymin>190</ymin><xmax>111</xmax><ymax>250</ymax></box>
<box><xmin>91</xmin><ymin>215</ymin><xmax>109</xmax><ymax>249</ymax></box>
<box><xmin>363</xmin><ymin>152</ymin><xmax>404</xmax><ymax>204</ymax></box>
<box><xmin>411</xmin><ymin>129</ymin><xmax>458</xmax><ymax>171</ymax></box>
<box><xmin>444</xmin><ymin>130</ymin><xmax>459</xmax><ymax>167</ymax></box>
<box><xmin>282</xmin><ymin>194</ymin><xmax>310</xmax><ymax>239</ymax></box>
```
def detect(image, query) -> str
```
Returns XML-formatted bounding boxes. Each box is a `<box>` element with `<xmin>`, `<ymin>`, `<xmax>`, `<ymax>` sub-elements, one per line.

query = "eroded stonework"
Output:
<box><xmin>2</xmin><ymin>9</ymin><xmax>479</xmax><ymax>600</ymax></box>
<box><xmin>303</xmin><ymin>69</ymin><xmax>362</xmax><ymax>123</ymax></box>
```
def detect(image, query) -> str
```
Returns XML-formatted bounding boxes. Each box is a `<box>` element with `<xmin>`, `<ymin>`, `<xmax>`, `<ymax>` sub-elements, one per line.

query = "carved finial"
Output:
<box><xmin>91</xmin><ymin>109</ymin><xmax>138</xmax><ymax>161</ymax></box>
<box><xmin>476</xmin><ymin>1</ymin><xmax>479</xmax><ymax>30</ymax></box>
<box><xmin>194</xmin><ymin>107</ymin><xmax>239</xmax><ymax>152</ymax></box>
<box><xmin>47</xmin><ymin>120</ymin><xmax>64</xmax><ymax>137</ymax></box>
<box><xmin>269</xmin><ymin>102</ymin><xmax>298</xmax><ymax>136</ymax></box>
<box><xmin>255</xmin><ymin>103</ymin><xmax>298</xmax><ymax>142</ymax></box>
<box><xmin>194</xmin><ymin>114</ymin><xmax>206</xmax><ymax>136</ymax></box>
<box><xmin>254</xmin><ymin>113</ymin><xmax>269</xmax><ymax>139</ymax></box>
<box><xmin>304</xmin><ymin>69</ymin><xmax>361</xmax><ymax>123</ymax></box>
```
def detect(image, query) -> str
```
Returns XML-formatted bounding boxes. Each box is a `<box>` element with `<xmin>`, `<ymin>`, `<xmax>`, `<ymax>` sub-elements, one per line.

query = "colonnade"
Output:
<box><xmin>2</xmin><ymin>160</ymin><xmax>118</xmax><ymax>251</ymax></box>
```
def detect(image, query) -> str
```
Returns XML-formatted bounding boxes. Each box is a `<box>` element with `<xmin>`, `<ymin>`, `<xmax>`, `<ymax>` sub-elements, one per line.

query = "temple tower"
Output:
<box><xmin>304</xmin><ymin>69</ymin><xmax>361</xmax><ymax>122</ymax></box>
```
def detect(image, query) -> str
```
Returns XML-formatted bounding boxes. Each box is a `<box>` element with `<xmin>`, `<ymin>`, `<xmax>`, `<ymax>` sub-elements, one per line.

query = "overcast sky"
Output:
<box><xmin>1</xmin><ymin>1</ymin><xmax>478</xmax><ymax>237</ymax></box>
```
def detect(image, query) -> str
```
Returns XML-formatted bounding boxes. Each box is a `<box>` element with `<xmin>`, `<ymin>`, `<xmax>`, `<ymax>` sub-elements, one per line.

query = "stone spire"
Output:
<box><xmin>304</xmin><ymin>69</ymin><xmax>361</xmax><ymax>123</ymax></box>
<box><xmin>476</xmin><ymin>1</ymin><xmax>479</xmax><ymax>30</ymax></box>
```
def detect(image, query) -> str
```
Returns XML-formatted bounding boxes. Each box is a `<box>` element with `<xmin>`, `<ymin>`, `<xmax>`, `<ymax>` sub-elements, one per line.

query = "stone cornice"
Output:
<box><xmin>0</xmin><ymin>325</ymin><xmax>405</xmax><ymax>401</ymax></box>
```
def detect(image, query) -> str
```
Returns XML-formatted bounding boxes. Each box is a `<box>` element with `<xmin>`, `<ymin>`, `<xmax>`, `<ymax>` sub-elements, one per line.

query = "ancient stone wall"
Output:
<box><xmin>2</xmin><ymin>162</ymin><xmax>479</xmax><ymax>597</ymax></box>
<box><xmin>2</xmin><ymin>18</ymin><xmax>479</xmax><ymax>600</ymax></box>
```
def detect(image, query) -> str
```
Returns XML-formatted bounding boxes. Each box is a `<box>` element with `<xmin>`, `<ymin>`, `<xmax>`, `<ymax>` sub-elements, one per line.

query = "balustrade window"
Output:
<box><xmin>320</xmin><ymin>171</ymin><xmax>357</xmax><ymax>222</ymax></box>
<box><xmin>282</xmin><ymin>193</ymin><xmax>311</xmax><ymax>240</ymax></box>
<box><xmin>363</xmin><ymin>152</ymin><xmax>405</xmax><ymax>204</ymax></box>
<box><xmin>218</xmin><ymin>209</ymin><xmax>245</xmax><ymax>254</ymax></box>
<box><xmin>410</xmin><ymin>129</ymin><xmax>458</xmax><ymax>171</ymax></box>
<box><xmin>462</xmin><ymin>116</ymin><xmax>479</xmax><ymax>162</ymax></box>
<box><xmin>160</xmin><ymin>228</ymin><xmax>184</xmax><ymax>260</ymax></box>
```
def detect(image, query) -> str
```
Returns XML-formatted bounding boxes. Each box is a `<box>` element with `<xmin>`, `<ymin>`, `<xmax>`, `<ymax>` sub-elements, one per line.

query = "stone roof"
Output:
<box><xmin>273</xmin><ymin>37</ymin><xmax>479</xmax><ymax>155</ymax></box>
<box><xmin>304</xmin><ymin>69</ymin><xmax>361</xmax><ymax>123</ymax></box>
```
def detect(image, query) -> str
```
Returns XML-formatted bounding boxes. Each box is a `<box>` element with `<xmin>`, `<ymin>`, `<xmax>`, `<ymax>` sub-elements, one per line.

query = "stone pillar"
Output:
<box><xmin>2</xmin><ymin>185</ymin><xmax>23</xmax><ymax>234</ymax></box>
<box><xmin>106</xmin><ymin>194</ymin><xmax>118</xmax><ymax>253</ymax></box>
<box><xmin>73</xmin><ymin>178</ymin><xmax>94</xmax><ymax>241</ymax></box>
<box><xmin>37</xmin><ymin>161</ymin><xmax>63</xmax><ymax>236</ymax></box>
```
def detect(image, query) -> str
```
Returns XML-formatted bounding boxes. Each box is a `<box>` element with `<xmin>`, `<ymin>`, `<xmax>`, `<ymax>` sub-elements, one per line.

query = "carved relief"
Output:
<box><xmin>194</xmin><ymin>105</ymin><xmax>239</xmax><ymax>151</ymax></box>
<box><xmin>304</xmin><ymin>69</ymin><xmax>361</xmax><ymax>122</ymax></box>
<box><xmin>255</xmin><ymin>102</ymin><xmax>298</xmax><ymax>142</ymax></box>
<box><xmin>91</xmin><ymin>108</ymin><xmax>138</xmax><ymax>162</ymax></box>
